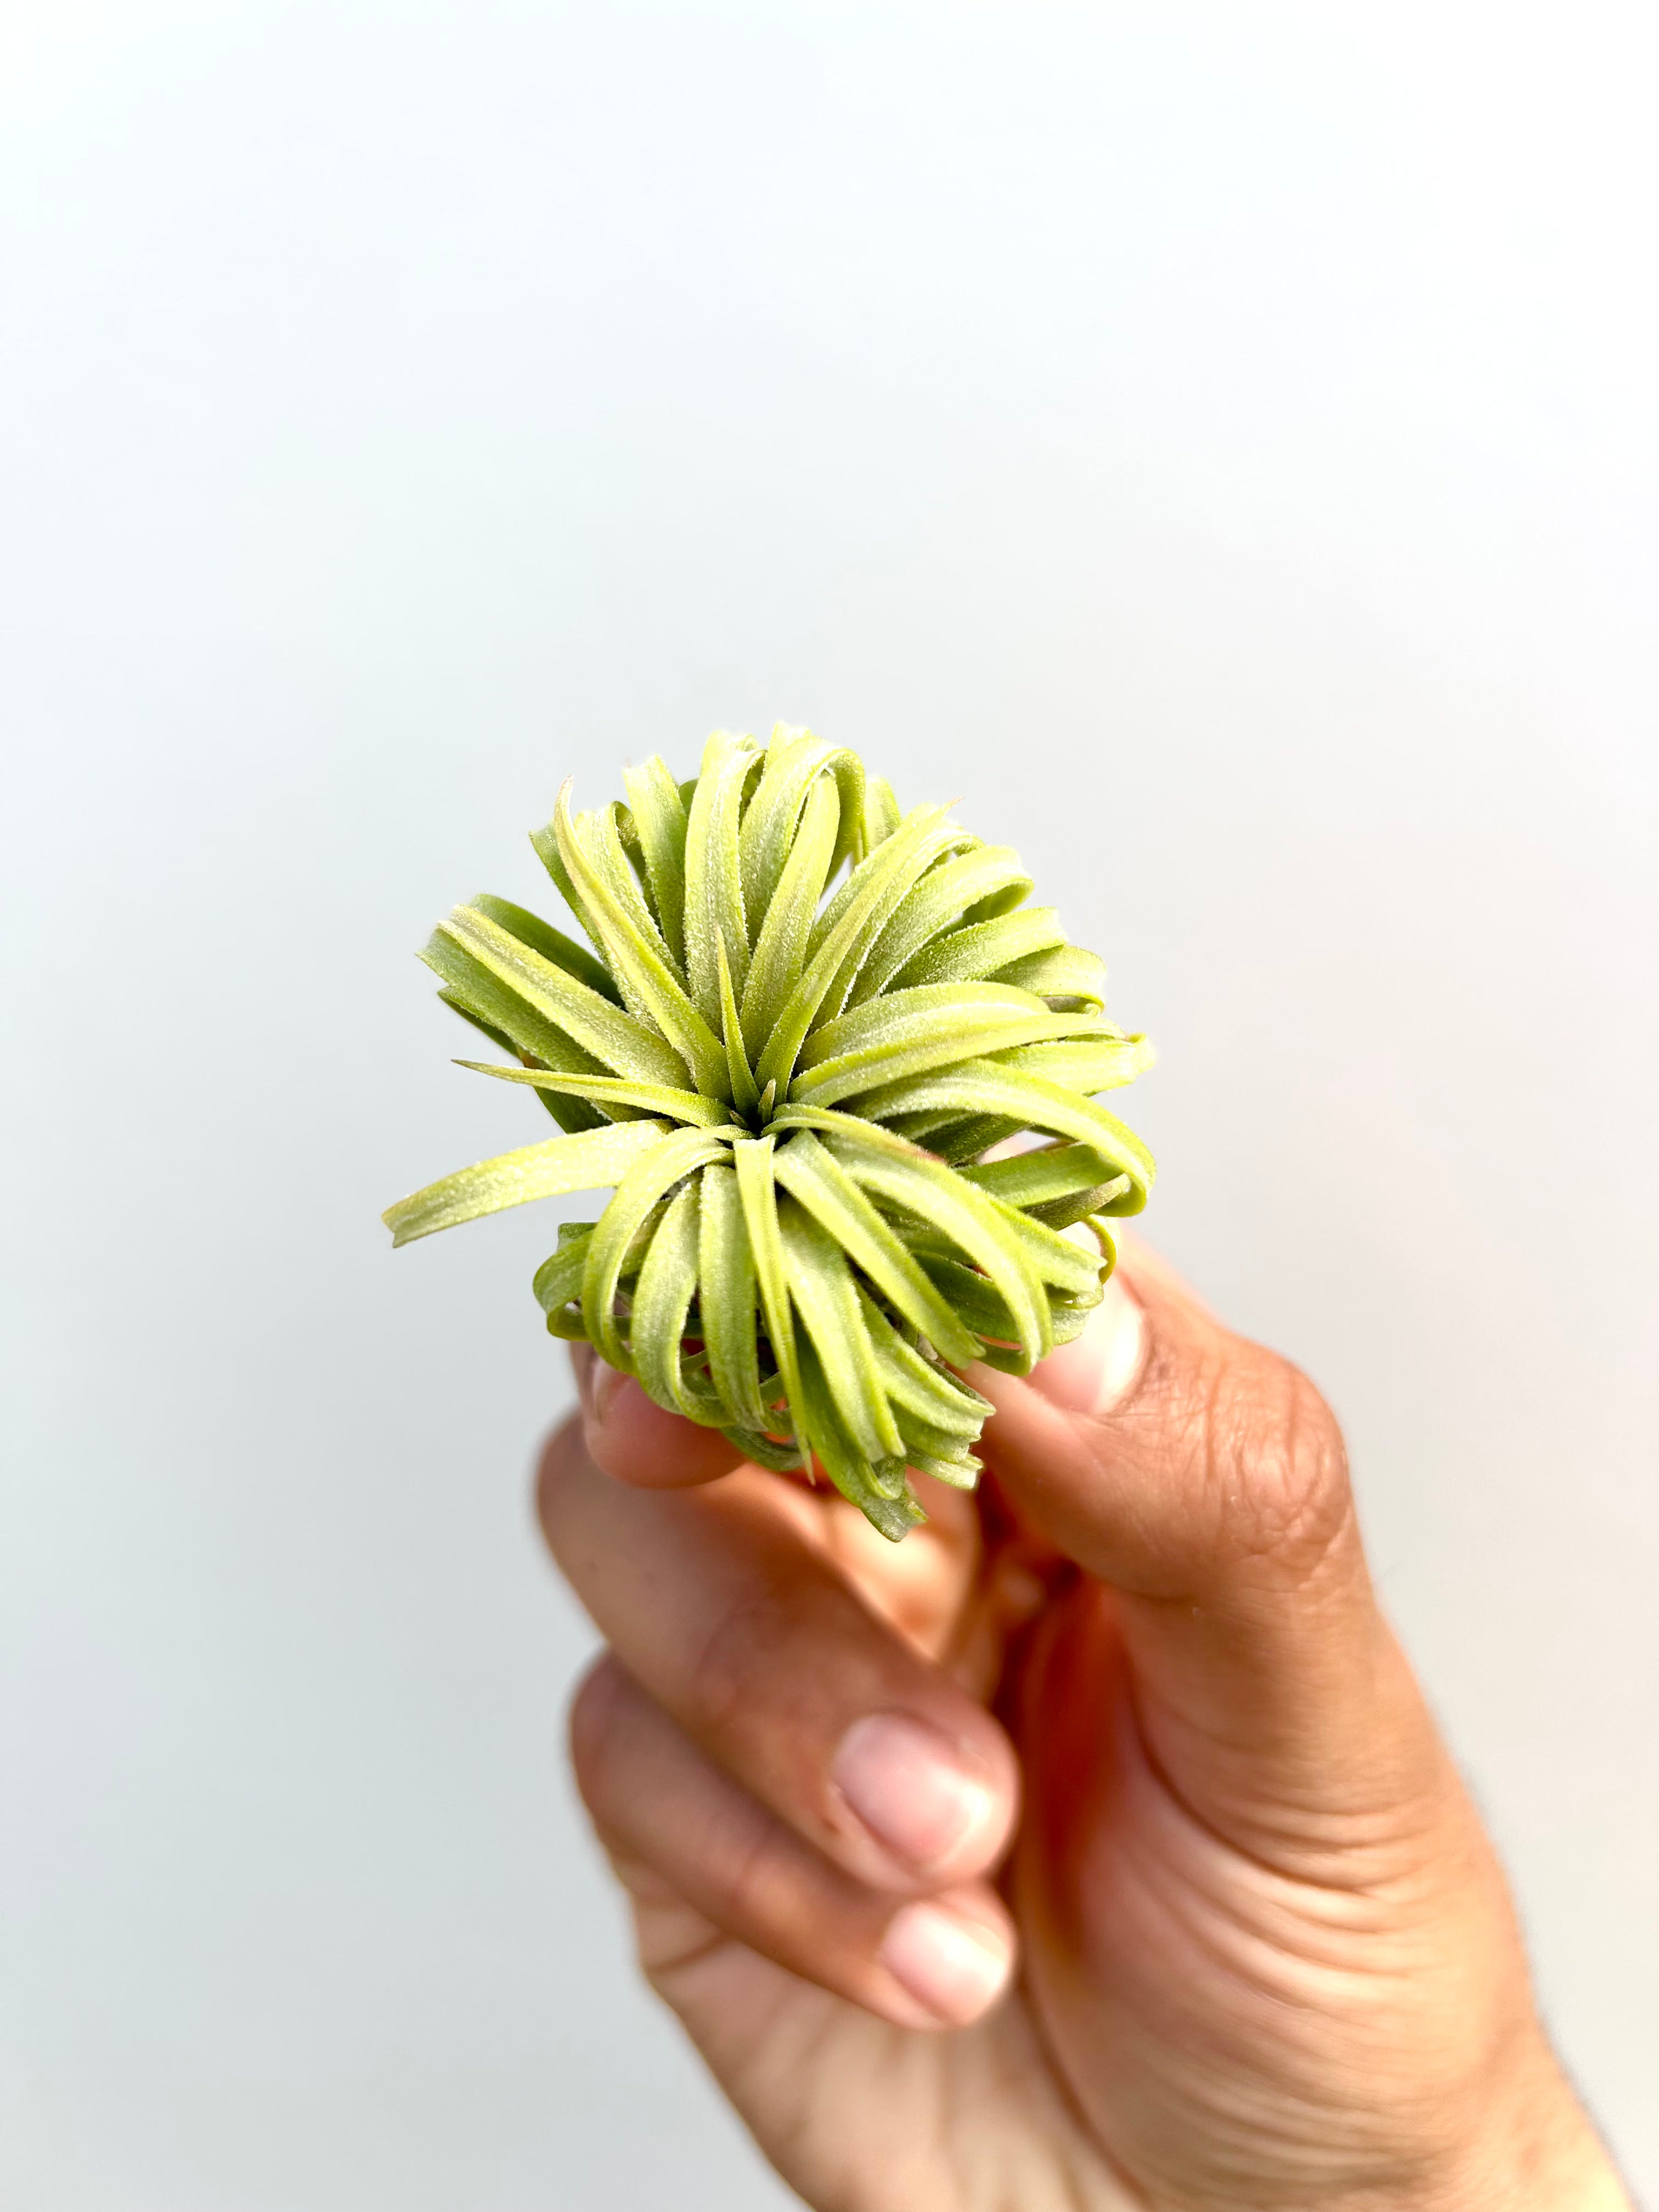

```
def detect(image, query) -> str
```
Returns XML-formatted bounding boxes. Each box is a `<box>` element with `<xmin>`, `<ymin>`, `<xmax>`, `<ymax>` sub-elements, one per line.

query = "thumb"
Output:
<box><xmin>970</xmin><ymin>1247</ymin><xmax>1443</xmax><ymax>1845</ymax></box>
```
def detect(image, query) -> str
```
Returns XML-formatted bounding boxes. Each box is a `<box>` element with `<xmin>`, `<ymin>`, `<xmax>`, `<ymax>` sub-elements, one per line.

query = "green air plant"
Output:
<box><xmin>383</xmin><ymin>726</ymin><xmax>1155</xmax><ymax>1539</ymax></box>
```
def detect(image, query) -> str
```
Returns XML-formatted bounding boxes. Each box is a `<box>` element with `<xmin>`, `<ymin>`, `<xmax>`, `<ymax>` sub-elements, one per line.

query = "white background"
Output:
<box><xmin>2</xmin><ymin>3</ymin><xmax>1655</xmax><ymax>2205</ymax></box>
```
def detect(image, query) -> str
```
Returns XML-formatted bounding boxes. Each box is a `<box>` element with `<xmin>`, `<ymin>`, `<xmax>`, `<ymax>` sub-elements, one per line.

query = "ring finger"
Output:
<box><xmin>572</xmin><ymin>1651</ymin><xmax>1017</xmax><ymax>2031</ymax></box>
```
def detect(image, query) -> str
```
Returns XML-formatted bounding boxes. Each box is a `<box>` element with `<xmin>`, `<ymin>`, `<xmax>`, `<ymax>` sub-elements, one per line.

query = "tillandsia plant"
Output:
<box><xmin>383</xmin><ymin>726</ymin><xmax>1155</xmax><ymax>1539</ymax></box>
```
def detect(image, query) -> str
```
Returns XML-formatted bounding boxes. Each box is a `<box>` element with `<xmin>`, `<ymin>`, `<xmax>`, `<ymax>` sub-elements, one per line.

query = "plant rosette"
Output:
<box><xmin>384</xmin><ymin>725</ymin><xmax>1155</xmax><ymax>1540</ymax></box>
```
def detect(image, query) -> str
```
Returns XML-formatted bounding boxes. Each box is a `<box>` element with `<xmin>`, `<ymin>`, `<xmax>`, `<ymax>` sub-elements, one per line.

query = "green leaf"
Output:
<box><xmin>772</xmin><ymin>1130</ymin><xmax>981</xmax><ymax>1364</ymax></box>
<box><xmin>580</xmin><ymin>1124</ymin><xmax>736</xmax><ymax>1370</ymax></box>
<box><xmin>989</xmin><ymin>1034</ymin><xmax>1155</xmax><ymax>1092</ymax></box>
<box><xmin>755</xmin><ymin>803</ymin><xmax>955</xmax><ymax>1096</ymax></box>
<box><xmin>992</xmin><ymin>942</ymin><xmax>1108</xmax><ymax>1008</ymax></box>
<box><xmin>620</xmin><ymin>756</ymin><xmax>690</xmax><ymax>966</ymax></box>
<box><xmin>854</xmin><ymin>1286</ymin><xmax>990</xmax><ymax>1438</ymax></box>
<box><xmin>978</xmin><ymin>1192</ymin><xmax>1106</xmax><ymax>1298</ymax></box>
<box><xmin>434</xmin><ymin>988</ymin><xmax>604</xmax><ymax>1133</ymax></box>
<box><xmin>532</xmin><ymin>1223</ymin><xmax>597</xmax><ymax>1325</ymax></box>
<box><xmin>774</xmin><ymin>1107</ymin><xmax>1053</xmax><ymax>1365</ymax></box>
<box><xmin>720</xmin><ymin>1425</ymin><xmax>804</xmax><ymax>1472</ymax></box>
<box><xmin>424</xmin><ymin>940</ymin><xmax>614</xmax><ymax>1116</ymax></box>
<box><xmin>792</xmin><ymin>983</ymin><xmax>1106</xmax><ymax>1108</ymax></box>
<box><xmin>861</xmin><ymin>775</ymin><xmax>902</xmax><ymax>851</ymax></box>
<box><xmin>383</xmin><ymin>1118</ymin><xmax>672</xmax><ymax>1247</ymax></box>
<box><xmin>544</xmin><ymin>783</ymin><xmax>730</xmax><ymax>1098</ymax></box>
<box><xmin>631</xmin><ymin>1181</ymin><xmax>719</xmax><ymax>1422</ymax></box>
<box><xmin>882</xmin><ymin>1109</ymin><xmax>1023</xmax><ymax>1163</ymax></box>
<box><xmin>681</xmin><ymin>730</ymin><xmax>760</xmax><ymax>1028</ymax></box>
<box><xmin>741</xmin><ymin>771</ymin><xmax>841</xmax><ymax>1062</ymax></box>
<box><xmin>733</xmin><ymin>1133</ymin><xmax>807</xmax><ymax>1471</ymax></box>
<box><xmin>738</xmin><ymin>733</ymin><xmax>866</xmax><ymax>918</ymax></box>
<box><xmin>849</xmin><ymin>1059</ymin><xmax>1156</xmax><ymax>1214</ymax></box>
<box><xmin>778</xmin><ymin>1198</ymin><xmax>903</xmax><ymax>1465</ymax></box>
<box><xmin>802</xmin><ymin>810</ymin><xmax>977</xmax><ymax>1026</ymax></box>
<box><xmin>591</xmin><ymin>800</ymin><xmax>689</xmax><ymax>990</ymax></box>
<box><xmin>791</xmin><ymin>1334</ymin><xmax>923</xmax><ymax>1539</ymax></box>
<box><xmin>698</xmin><ymin>1162</ymin><xmax>769</xmax><ymax>1435</ymax></box>
<box><xmin>427</xmin><ymin>904</ymin><xmax>687</xmax><ymax>1087</ymax></box>
<box><xmin>470</xmin><ymin>893</ymin><xmax>622</xmax><ymax>1005</ymax></box>
<box><xmin>453</xmin><ymin>1059</ymin><xmax>734</xmax><ymax>1128</ymax></box>
<box><xmin>906</xmin><ymin>1450</ymin><xmax>982</xmax><ymax>1490</ymax></box>
<box><xmin>958</xmin><ymin>1140</ymin><xmax>1132</xmax><ymax>1228</ymax></box>
<box><xmin>889</xmin><ymin>906</ymin><xmax>1068</xmax><ymax>994</ymax></box>
<box><xmin>848</xmin><ymin>844</ymin><xmax>1034</xmax><ymax>1006</ymax></box>
<box><xmin>910</xmin><ymin>1253</ymin><xmax>1030</xmax><ymax>1347</ymax></box>
<box><xmin>715</xmin><ymin>930</ymin><xmax>760</xmax><ymax>1119</ymax></box>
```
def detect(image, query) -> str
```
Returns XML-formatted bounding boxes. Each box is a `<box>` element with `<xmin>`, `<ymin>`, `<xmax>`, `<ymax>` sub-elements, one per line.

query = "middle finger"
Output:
<box><xmin>537</xmin><ymin>1415</ymin><xmax>1019</xmax><ymax>1895</ymax></box>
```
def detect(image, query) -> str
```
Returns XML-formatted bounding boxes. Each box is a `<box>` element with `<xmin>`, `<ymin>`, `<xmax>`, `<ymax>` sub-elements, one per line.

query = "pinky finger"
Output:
<box><xmin>571</xmin><ymin>1653</ymin><xmax>1016</xmax><ymax>2033</ymax></box>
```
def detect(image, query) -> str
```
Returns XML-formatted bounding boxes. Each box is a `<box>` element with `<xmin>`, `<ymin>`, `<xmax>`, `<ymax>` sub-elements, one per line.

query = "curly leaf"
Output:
<box><xmin>682</xmin><ymin>730</ymin><xmax>760</xmax><ymax>1027</ymax></box>
<box><xmin>428</xmin><ymin>905</ymin><xmax>687</xmax><ymax>1088</ymax></box>
<box><xmin>545</xmin><ymin>783</ymin><xmax>730</xmax><ymax>1098</ymax></box>
<box><xmin>579</xmin><ymin>1124</ymin><xmax>736</xmax><ymax>1370</ymax></box>
<box><xmin>620</xmin><ymin>756</ymin><xmax>690</xmax><ymax>966</ymax></box>
<box><xmin>698</xmin><ymin>1161</ymin><xmax>770</xmax><ymax>1437</ymax></box>
<box><xmin>383</xmin><ymin>1119</ymin><xmax>672</xmax><ymax>1247</ymax></box>
<box><xmin>778</xmin><ymin>1198</ymin><xmax>903</xmax><ymax>1465</ymax></box>
<box><xmin>772</xmin><ymin>1130</ymin><xmax>981</xmax><ymax>1365</ymax></box>
<box><xmin>793</xmin><ymin>983</ymin><xmax>1107</xmax><ymax>1108</ymax></box>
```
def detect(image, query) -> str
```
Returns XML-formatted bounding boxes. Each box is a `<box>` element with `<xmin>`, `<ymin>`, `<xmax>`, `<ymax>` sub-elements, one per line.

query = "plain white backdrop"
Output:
<box><xmin>3</xmin><ymin>3</ymin><xmax>1655</xmax><ymax>2205</ymax></box>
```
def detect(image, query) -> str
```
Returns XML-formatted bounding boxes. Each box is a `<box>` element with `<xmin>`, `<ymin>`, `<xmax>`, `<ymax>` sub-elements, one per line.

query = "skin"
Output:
<box><xmin>537</xmin><ymin>1242</ymin><xmax>1631</xmax><ymax>2212</ymax></box>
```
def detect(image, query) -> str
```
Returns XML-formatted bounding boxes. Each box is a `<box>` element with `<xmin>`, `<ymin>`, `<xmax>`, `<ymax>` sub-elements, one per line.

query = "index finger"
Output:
<box><xmin>570</xmin><ymin>1341</ymin><xmax>748</xmax><ymax>1489</ymax></box>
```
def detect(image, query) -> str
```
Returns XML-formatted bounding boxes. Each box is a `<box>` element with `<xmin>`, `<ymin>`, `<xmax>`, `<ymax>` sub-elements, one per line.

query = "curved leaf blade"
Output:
<box><xmin>847</xmin><ymin>1060</ymin><xmax>1156</xmax><ymax>1214</ymax></box>
<box><xmin>580</xmin><ymin>1124</ymin><xmax>734</xmax><ymax>1370</ymax></box>
<box><xmin>773</xmin><ymin>1108</ymin><xmax>1052</xmax><ymax>1366</ymax></box>
<box><xmin>733</xmin><ymin>1133</ymin><xmax>806</xmax><ymax>1471</ymax></box>
<box><xmin>698</xmin><ymin>1161</ymin><xmax>769</xmax><ymax>1436</ymax></box>
<box><xmin>778</xmin><ymin>1198</ymin><xmax>902</xmax><ymax>1464</ymax></box>
<box><xmin>682</xmin><ymin>731</ymin><xmax>759</xmax><ymax>1027</ymax></box>
<box><xmin>383</xmin><ymin>1118</ymin><xmax>672</xmax><ymax>1247</ymax></box>
<box><xmin>754</xmin><ymin>802</ymin><xmax>956</xmax><ymax>1095</ymax></box>
<box><xmin>989</xmin><ymin>1034</ymin><xmax>1155</xmax><ymax>1092</ymax></box>
<box><xmin>632</xmin><ymin>1181</ymin><xmax>719</xmax><ymax>1422</ymax></box>
<box><xmin>620</xmin><ymin>756</ymin><xmax>690</xmax><ymax>967</ymax></box>
<box><xmin>793</xmin><ymin>984</ymin><xmax>1106</xmax><ymax>1108</ymax></box>
<box><xmin>545</xmin><ymin>783</ymin><xmax>730</xmax><ymax>1097</ymax></box>
<box><xmin>738</xmin><ymin>733</ymin><xmax>865</xmax><ymax>919</ymax></box>
<box><xmin>791</xmin><ymin>1333</ymin><xmax>923</xmax><ymax>1539</ymax></box>
<box><xmin>469</xmin><ymin>894</ymin><xmax>622</xmax><ymax>1004</ymax></box>
<box><xmin>741</xmin><ymin>771</ymin><xmax>841</xmax><ymax>1060</ymax></box>
<box><xmin>772</xmin><ymin>1130</ymin><xmax>981</xmax><ymax>1365</ymax></box>
<box><xmin>715</xmin><ymin>930</ymin><xmax>760</xmax><ymax>1119</ymax></box>
<box><xmin>430</xmin><ymin>904</ymin><xmax>687</xmax><ymax>1087</ymax></box>
<box><xmin>889</xmin><ymin>906</ymin><xmax>1068</xmax><ymax>994</ymax></box>
<box><xmin>848</xmin><ymin>844</ymin><xmax>1034</xmax><ymax>1007</ymax></box>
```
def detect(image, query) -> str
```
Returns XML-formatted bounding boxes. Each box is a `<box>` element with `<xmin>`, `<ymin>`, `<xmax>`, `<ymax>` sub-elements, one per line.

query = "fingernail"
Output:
<box><xmin>832</xmin><ymin>1713</ymin><xmax>998</xmax><ymax>1872</ymax></box>
<box><xmin>880</xmin><ymin>1900</ymin><xmax>1012</xmax><ymax>2024</ymax></box>
<box><xmin>1029</xmin><ymin>1273</ymin><xmax>1146</xmax><ymax>1417</ymax></box>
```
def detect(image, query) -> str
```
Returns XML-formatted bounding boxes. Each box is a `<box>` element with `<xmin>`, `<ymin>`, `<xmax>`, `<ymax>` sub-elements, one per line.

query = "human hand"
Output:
<box><xmin>538</xmin><ymin>1242</ymin><xmax>1628</xmax><ymax>2211</ymax></box>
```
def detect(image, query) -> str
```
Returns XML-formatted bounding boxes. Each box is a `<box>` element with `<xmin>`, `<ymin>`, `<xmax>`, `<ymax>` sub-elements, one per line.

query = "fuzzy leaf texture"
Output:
<box><xmin>383</xmin><ymin>726</ymin><xmax>1155</xmax><ymax>1539</ymax></box>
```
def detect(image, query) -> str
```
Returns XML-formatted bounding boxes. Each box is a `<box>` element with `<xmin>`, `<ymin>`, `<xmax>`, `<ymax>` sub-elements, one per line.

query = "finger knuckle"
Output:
<box><xmin>717</xmin><ymin>1819</ymin><xmax>795</xmax><ymax>1936</ymax></box>
<box><xmin>684</xmin><ymin>1588</ymin><xmax>781</xmax><ymax>1739</ymax></box>
<box><xmin>1201</xmin><ymin>1344</ymin><xmax>1352</xmax><ymax>1581</ymax></box>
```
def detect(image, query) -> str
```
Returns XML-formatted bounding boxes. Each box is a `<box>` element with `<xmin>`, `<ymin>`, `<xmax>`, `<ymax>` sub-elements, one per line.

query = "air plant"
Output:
<box><xmin>383</xmin><ymin>726</ymin><xmax>1154</xmax><ymax>1539</ymax></box>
